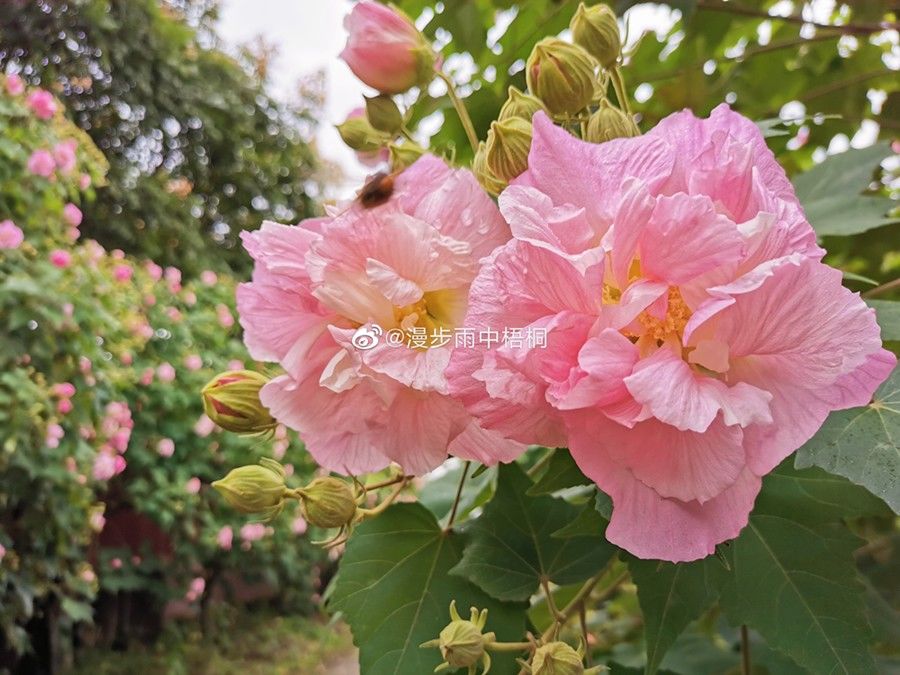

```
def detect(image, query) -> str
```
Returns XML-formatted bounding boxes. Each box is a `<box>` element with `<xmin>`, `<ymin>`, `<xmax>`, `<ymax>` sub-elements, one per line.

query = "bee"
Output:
<box><xmin>356</xmin><ymin>170</ymin><xmax>398</xmax><ymax>209</ymax></box>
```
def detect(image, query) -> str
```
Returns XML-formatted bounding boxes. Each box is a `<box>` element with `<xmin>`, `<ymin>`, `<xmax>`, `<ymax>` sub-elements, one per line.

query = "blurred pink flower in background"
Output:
<box><xmin>92</xmin><ymin>451</ymin><xmax>125</xmax><ymax>481</ymax></box>
<box><xmin>240</xmin><ymin>522</ymin><xmax>267</xmax><ymax>543</ymax></box>
<box><xmin>5</xmin><ymin>73</ymin><xmax>24</xmax><ymax>96</ymax></box>
<box><xmin>49</xmin><ymin>249</ymin><xmax>72</xmax><ymax>268</ymax></box>
<box><xmin>185</xmin><ymin>477</ymin><xmax>201</xmax><ymax>494</ymax></box>
<box><xmin>164</xmin><ymin>266</ymin><xmax>182</xmax><ymax>292</ymax></box>
<box><xmin>140</xmin><ymin>368</ymin><xmax>155</xmax><ymax>386</ymax></box>
<box><xmin>340</xmin><ymin>1</ymin><xmax>432</xmax><ymax>94</ymax></box>
<box><xmin>57</xmin><ymin>399</ymin><xmax>73</xmax><ymax>415</ymax></box>
<box><xmin>52</xmin><ymin>382</ymin><xmax>76</xmax><ymax>398</ymax></box>
<box><xmin>217</xmin><ymin>525</ymin><xmax>234</xmax><ymax>550</ymax></box>
<box><xmin>110</xmin><ymin>557</ymin><xmax>123</xmax><ymax>570</ymax></box>
<box><xmin>53</xmin><ymin>140</ymin><xmax>77</xmax><ymax>175</ymax></box>
<box><xmin>79</xmin><ymin>173</ymin><xmax>92</xmax><ymax>190</ymax></box>
<box><xmin>46</xmin><ymin>423</ymin><xmax>65</xmax><ymax>448</ymax></box>
<box><xmin>291</xmin><ymin>516</ymin><xmax>308</xmax><ymax>535</ymax></box>
<box><xmin>184</xmin><ymin>354</ymin><xmax>203</xmax><ymax>371</ymax></box>
<box><xmin>62</xmin><ymin>202</ymin><xmax>83</xmax><ymax>227</ymax></box>
<box><xmin>0</xmin><ymin>220</ymin><xmax>24</xmax><ymax>249</ymax></box>
<box><xmin>185</xmin><ymin>577</ymin><xmax>206</xmax><ymax>603</ymax></box>
<box><xmin>157</xmin><ymin>362</ymin><xmax>176</xmax><ymax>382</ymax></box>
<box><xmin>27</xmin><ymin>149</ymin><xmax>55</xmax><ymax>177</ymax></box>
<box><xmin>26</xmin><ymin>89</ymin><xmax>57</xmax><ymax>119</ymax></box>
<box><xmin>201</xmin><ymin>270</ymin><xmax>218</xmax><ymax>285</ymax></box>
<box><xmin>157</xmin><ymin>438</ymin><xmax>175</xmax><ymax>457</ymax></box>
<box><xmin>216</xmin><ymin>304</ymin><xmax>234</xmax><ymax>328</ymax></box>
<box><xmin>146</xmin><ymin>261</ymin><xmax>163</xmax><ymax>281</ymax></box>
<box><xmin>227</xmin><ymin>359</ymin><xmax>244</xmax><ymax>371</ymax></box>
<box><xmin>113</xmin><ymin>264</ymin><xmax>133</xmax><ymax>282</ymax></box>
<box><xmin>194</xmin><ymin>414</ymin><xmax>216</xmax><ymax>437</ymax></box>
<box><xmin>89</xmin><ymin>510</ymin><xmax>106</xmax><ymax>533</ymax></box>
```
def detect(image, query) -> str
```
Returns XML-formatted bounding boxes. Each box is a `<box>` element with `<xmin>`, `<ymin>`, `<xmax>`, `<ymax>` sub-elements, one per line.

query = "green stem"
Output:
<box><xmin>445</xmin><ymin>461</ymin><xmax>471</xmax><ymax>530</ymax></box>
<box><xmin>527</xmin><ymin>447</ymin><xmax>557</xmax><ymax>478</ymax></box>
<box><xmin>741</xmin><ymin>625</ymin><xmax>751</xmax><ymax>675</ymax></box>
<box><xmin>862</xmin><ymin>276</ymin><xmax>900</xmax><ymax>299</ymax></box>
<box><xmin>436</xmin><ymin>70</ymin><xmax>479</xmax><ymax>153</ymax></box>
<box><xmin>487</xmin><ymin>641</ymin><xmax>533</xmax><ymax>653</ymax></box>
<box><xmin>610</xmin><ymin>66</ymin><xmax>632</xmax><ymax>117</ymax></box>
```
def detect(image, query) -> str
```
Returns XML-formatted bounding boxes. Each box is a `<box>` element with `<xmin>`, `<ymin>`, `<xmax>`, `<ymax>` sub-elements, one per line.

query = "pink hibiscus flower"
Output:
<box><xmin>238</xmin><ymin>155</ymin><xmax>524</xmax><ymax>475</ymax></box>
<box><xmin>448</xmin><ymin>106</ymin><xmax>895</xmax><ymax>562</ymax></box>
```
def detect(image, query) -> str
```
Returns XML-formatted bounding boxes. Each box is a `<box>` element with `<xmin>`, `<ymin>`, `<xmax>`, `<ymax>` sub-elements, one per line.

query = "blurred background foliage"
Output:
<box><xmin>0</xmin><ymin>0</ymin><xmax>321</xmax><ymax>276</ymax></box>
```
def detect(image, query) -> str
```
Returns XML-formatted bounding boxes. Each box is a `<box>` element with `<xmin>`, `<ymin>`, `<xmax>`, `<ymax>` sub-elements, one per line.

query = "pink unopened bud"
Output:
<box><xmin>26</xmin><ymin>89</ymin><xmax>57</xmax><ymax>119</ymax></box>
<box><xmin>340</xmin><ymin>1</ymin><xmax>435</xmax><ymax>94</ymax></box>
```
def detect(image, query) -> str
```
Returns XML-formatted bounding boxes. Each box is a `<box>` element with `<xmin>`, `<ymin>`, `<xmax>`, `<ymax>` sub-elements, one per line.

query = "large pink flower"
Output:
<box><xmin>238</xmin><ymin>155</ymin><xmax>524</xmax><ymax>475</ymax></box>
<box><xmin>448</xmin><ymin>106</ymin><xmax>895</xmax><ymax>562</ymax></box>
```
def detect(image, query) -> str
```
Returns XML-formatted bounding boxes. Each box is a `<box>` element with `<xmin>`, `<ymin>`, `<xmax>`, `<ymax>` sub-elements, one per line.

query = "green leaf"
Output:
<box><xmin>720</xmin><ymin>516</ymin><xmax>875</xmax><ymax>674</ymax></box>
<box><xmin>552</xmin><ymin>500</ymin><xmax>607</xmax><ymax>539</ymax></box>
<box><xmin>754</xmin><ymin>460</ymin><xmax>891</xmax><ymax>523</ymax></box>
<box><xmin>527</xmin><ymin>449</ymin><xmax>591</xmax><ymax>496</ymax></box>
<box><xmin>795</xmin><ymin>364</ymin><xmax>900</xmax><ymax>512</ymax></box>
<box><xmin>628</xmin><ymin>557</ymin><xmax>725</xmax><ymax>675</ymax></box>
<box><xmin>793</xmin><ymin>142</ymin><xmax>897</xmax><ymax>236</ymax></box>
<box><xmin>419</xmin><ymin>462</ymin><xmax>495</xmax><ymax>523</ymax></box>
<box><xmin>868</xmin><ymin>299</ymin><xmax>900</xmax><ymax>341</ymax></box>
<box><xmin>451</xmin><ymin>463</ymin><xmax>616</xmax><ymax>602</ymax></box>
<box><xmin>329</xmin><ymin>503</ymin><xmax>526</xmax><ymax>675</ymax></box>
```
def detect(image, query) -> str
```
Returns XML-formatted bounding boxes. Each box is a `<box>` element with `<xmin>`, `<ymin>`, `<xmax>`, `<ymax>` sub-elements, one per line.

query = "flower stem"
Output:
<box><xmin>357</xmin><ymin>478</ymin><xmax>408</xmax><ymax>519</ymax></box>
<box><xmin>436</xmin><ymin>70</ymin><xmax>479</xmax><ymax>154</ymax></box>
<box><xmin>446</xmin><ymin>461</ymin><xmax>471</xmax><ymax>530</ymax></box>
<box><xmin>741</xmin><ymin>625</ymin><xmax>752</xmax><ymax>675</ymax></box>
<box><xmin>365</xmin><ymin>473</ymin><xmax>412</xmax><ymax>492</ymax></box>
<box><xmin>487</xmin><ymin>641</ymin><xmax>533</xmax><ymax>653</ymax></box>
<box><xmin>862</xmin><ymin>276</ymin><xmax>900</xmax><ymax>298</ymax></box>
<box><xmin>540</xmin><ymin>569</ymin><xmax>628</xmax><ymax>643</ymax></box>
<box><xmin>610</xmin><ymin>66</ymin><xmax>632</xmax><ymax>117</ymax></box>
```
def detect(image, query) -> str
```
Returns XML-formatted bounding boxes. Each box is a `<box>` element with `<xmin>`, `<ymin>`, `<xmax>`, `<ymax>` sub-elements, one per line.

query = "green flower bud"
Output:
<box><xmin>585</xmin><ymin>99</ymin><xmax>639</xmax><ymax>142</ymax></box>
<box><xmin>485</xmin><ymin>117</ymin><xmax>532</xmax><ymax>182</ymax></box>
<box><xmin>570</xmin><ymin>2</ymin><xmax>622</xmax><ymax>69</ymax></box>
<box><xmin>499</xmin><ymin>86</ymin><xmax>547</xmax><ymax>122</ymax></box>
<box><xmin>530</xmin><ymin>641</ymin><xmax>585</xmax><ymax>675</ymax></box>
<box><xmin>212</xmin><ymin>458</ymin><xmax>288</xmax><ymax>521</ymax></box>
<box><xmin>201</xmin><ymin>370</ymin><xmax>277</xmax><ymax>435</ymax></box>
<box><xmin>526</xmin><ymin>38</ymin><xmax>597</xmax><ymax>116</ymax></box>
<box><xmin>473</xmin><ymin>140</ymin><xmax>507</xmax><ymax>196</ymax></box>
<box><xmin>297</xmin><ymin>477</ymin><xmax>357</xmax><ymax>529</ymax></box>
<box><xmin>336</xmin><ymin>116</ymin><xmax>388</xmax><ymax>153</ymax></box>
<box><xmin>365</xmin><ymin>94</ymin><xmax>403</xmax><ymax>134</ymax></box>
<box><xmin>421</xmin><ymin>600</ymin><xmax>495</xmax><ymax>674</ymax></box>
<box><xmin>389</xmin><ymin>141</ymin><xmax>426</xmax><ymax>170</ymax></box>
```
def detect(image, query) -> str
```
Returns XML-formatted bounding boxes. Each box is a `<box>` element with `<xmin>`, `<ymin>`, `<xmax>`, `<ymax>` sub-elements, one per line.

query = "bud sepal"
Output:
<box><xmin>201</xmin><ymin>370</ymin><xmax>277</xmax><ymax>435</ymax></box>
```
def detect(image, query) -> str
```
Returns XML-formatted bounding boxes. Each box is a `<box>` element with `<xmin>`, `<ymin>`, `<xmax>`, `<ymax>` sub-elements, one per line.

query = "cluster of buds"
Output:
<box><xmin>337</xmin><ymin>1</ymin><xmax>437</xmax><ymax>173</ymax></box>
<box><xmin>201</xmin><ymin>370</ymin><xmax>276</xmax><ymax>435</ymax></box>
<box><xmin>475</xmin><ymin>87</ymin><xmax>542</xmax><ymax>195</ymax></box>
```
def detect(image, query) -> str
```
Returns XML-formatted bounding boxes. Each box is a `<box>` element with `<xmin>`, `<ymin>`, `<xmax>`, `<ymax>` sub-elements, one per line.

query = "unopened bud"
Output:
<box><xmin>389</xmin><ymin>141</ymin><xmax>426</xmax><ymax>170</ymax></box>
<box><xmin>201</xmin><ymin>370</ymin><xmax>276</xmax><ymax>435</ymax></box>
<box><xmin>531</xmin><ymin>641</ymin><xmax>588</xmax><ymax>675</ymax></box>
<box><xmin>499</xmin><ymin>86</ymin><xmax>547</xmax><ymax>122</ymax></box>
<box><xmin>336</xmin><ymin>116</ymin><xmax>387</xmax><ymax>153</ymax></box>
<box><xmin>212</xmin><ymin>458</ymin><xmax>287</xmax><ymax>521</ymax></box>
<box><xmin>473</xmin><ymin>141</ymin><xmax>507</xmax><ymax>196</ymax></box>
<box><xmin>365</xmin><ymin>94</ymin><xmax>403</xmax><ymax>134</ymax></box>
<box><xmin>526</xmin><ymin>38</ymin><xmax>596</xmax><ymax>116</ymax></box>
<box><xmin>485</xmin><ymin>117</ymin><xmax>532</xmax><ymax>182</ymax></box>
<box><xmin>421</xmin><ymin>600</ymin><xmax>495</xmax><ymax>672</ymax></box>
<box><xmin>297</xmin><ymin>477</ymin><xmax>357</xmax><ymax>528</ymax></box>
<box><xmin>585</xmin><ymin>99</ymin><xmax>639</xmax><ymax>142</ymax></box>
<box><xmin>570</xmin><ymin>3</ymin><xmax>621</xmax><ymax>69</ymax></box>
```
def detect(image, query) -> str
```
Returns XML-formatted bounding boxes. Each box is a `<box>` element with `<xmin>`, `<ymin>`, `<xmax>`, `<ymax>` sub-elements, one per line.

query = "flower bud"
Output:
<box><xmin>389</xmin><ymin>141</ymin><xmax>426</xmax><ymax>170</ymax></box>
<box><xmin>297</xmin><ymin>477</ymin><xmax>357</xmax><ymax>529</ymax></box>
<box><xmin>212</xmin><ymin>458</ymin><xmax>288</xmax><ymax>521</ymax></box>
<box><xmin>365</xmin><ymin>94</ymin><xmax>403</xmax><ymax>134</ymax></box>
<box><xmin>336</xmin><ymin>116</ymin><xmax>388</xmax><ymax>154</ymax></box>
<box><xmin>499</xmin><ymin>86</ymin><xmax>547</xmax><ymax>122</ymax></box>
<box><xmin>485</xmin><ymin>117</ymin><xmax>532</xmax><ymax>182</ymax></box>
<box><xmin>341</xmin><ymin>1</ymin><xmax>436</xmax><ymax>94</ymax></box>
<box><xmin>530</xmin><ymin>641</ymin><xmax>586</xmax><ymax>675</ymax></box>
<box><xmin>202</xmin><ymin>370</ymin><xmax>277</xmax><ymax>435</ymax></box>
<box><xmin>570</xmin><ymin>2</ymin><xmax>621</xmax><ymax>69</ymax></box>
<box><xmin>526</xmin><ymin>38</ymin><xmax>596</xmax><ymax>116</ymax></box>
<box><xmin>473</xmin><ymin>141</ymin><xmax>507</xmax><ymax>196</ymax></box>
<box><xmin>421</xmin><ymin>601</ymin><xmax>495</xmax><ymax>673</ymax></box>
<box><xmin>585</xmin><ymin>99</ymin><xmax>639</xmax><ymax>142</ymax></box>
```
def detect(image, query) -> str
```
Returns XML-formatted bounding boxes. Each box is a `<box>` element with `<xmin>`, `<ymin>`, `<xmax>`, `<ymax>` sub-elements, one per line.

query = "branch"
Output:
<box><xmin>695</xmin><ymin>0</ymin><xmax>899</xmax><ymax>35</ymax></box>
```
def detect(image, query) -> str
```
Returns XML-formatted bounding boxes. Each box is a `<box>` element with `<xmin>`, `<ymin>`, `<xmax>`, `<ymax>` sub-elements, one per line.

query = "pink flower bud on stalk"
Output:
<box><xmin>201</xmin><ymin>370</ymin><xmax>276</xmax><ymax>435</ymax></box>
<box><xmin>296</xmin><ymin>477</ymin><xmax>358</xmax><ymax>529</ymax></box>
<box><xmin>421</xmin><ymin>601</ymin><xmax>496</xmax><ymax>674</ymax></box>
<box><xmin>526</xmin><ymin>38</ymin><xmax>597</xmax><ymax>116</ymax></box>
<box><xmin>213</xmin><ymin>458</ymin><xmax>288</xmax><ymax>521</ymax></box>
<box><xmin>340</xmin><ymin>1</ymin><xmax>436</xmax><ymax>95</ymax></box>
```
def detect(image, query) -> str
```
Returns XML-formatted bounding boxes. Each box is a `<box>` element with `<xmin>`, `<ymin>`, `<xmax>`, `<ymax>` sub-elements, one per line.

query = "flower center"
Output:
<box><xmin>391</xmin><ymin>289</ymin><xmax>463</xmax><ymax>347</ymax></box>
<box><xmin>637</xmin><ymin>287</ymin><xmax>691</xmax><ymax>342</ymax></box>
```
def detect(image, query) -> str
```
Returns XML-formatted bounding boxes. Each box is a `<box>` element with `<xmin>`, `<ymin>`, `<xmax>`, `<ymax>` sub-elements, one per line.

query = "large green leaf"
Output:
<box><xmin>628</xmin><ymin>557</ymin><xmax>726</xmax><ymax>675</ymax></box>
<box><xmin>793</xmin><ymin>142</ymin><xmax>897</xmax><ymax>236</ymax></box>
<box><xmin>527</xmin><ymin>449</ymin><xmax>591</xmax><ymax>496</ymax></box>
<box><xmin>451</xmin><ymin>463</ymin><xmax>616</xmax><ymax>601</ymax></box>
<box><xmin>869</xmin><ymin>299</ymin><xmax>900</xmax><ymax>341</ymax></box>
<box><xmin>795</xmin><ymin>364</ymin><xmax>900</xmax><ymax>512</ymax></box>
<box><xmin>720</xmin><ymin>517</ymin><xmax>874</xmax><ymax>674</ymax></box>
<box><xmin>329</xmin><ymin>503</ymin><xmax>526</xmax><ymax>675</ymax></box>
<box><xmin>754</xmin><ymin>461</ymin><xmax>892</xmax><ymax>523</ymax></box>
